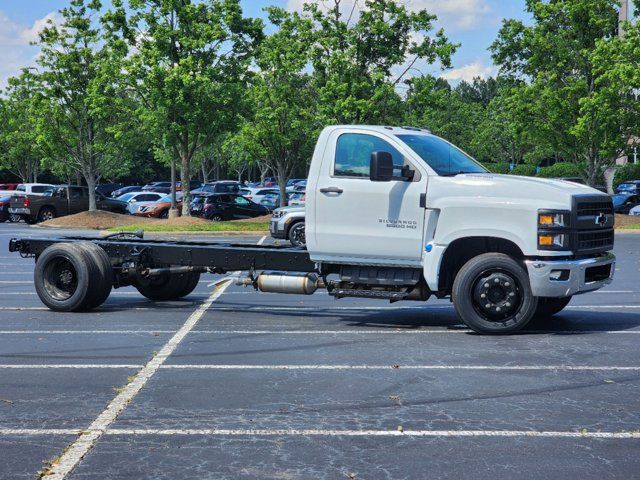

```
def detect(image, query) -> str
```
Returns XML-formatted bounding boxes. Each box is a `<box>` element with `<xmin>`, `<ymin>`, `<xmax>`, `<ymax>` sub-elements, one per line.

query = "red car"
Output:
<box><xmin>0</xmin><ymin>183</ymin><xmax>19</xmax><ymax>191</ymax></box>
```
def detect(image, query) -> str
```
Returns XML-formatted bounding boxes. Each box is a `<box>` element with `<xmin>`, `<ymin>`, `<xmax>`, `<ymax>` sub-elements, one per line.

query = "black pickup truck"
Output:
<box><xmin>9</xmin><ymin>185</ymin><xmax>128</xmax><ymax>223</ymax></box>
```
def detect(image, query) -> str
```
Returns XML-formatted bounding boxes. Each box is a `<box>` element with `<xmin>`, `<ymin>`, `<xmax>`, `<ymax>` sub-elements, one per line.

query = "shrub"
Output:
<box><xmin>509</xmin><ymin>164</ymin><xmax>537</xmax><ymax>176</ymax></box>
<box><xmin>537</xmin><ymin>162</ymin><xmax>583</xmax><ymax>179</ymax></box>
<box><xmin>483</xmin><ymin>163</ymin><xmax>510</xmax><ymax>174</ymax></box>
<box><xmin>613</xmin><ymin>163</ymin><xmax>640</xmax><ymax>189</ymax></box>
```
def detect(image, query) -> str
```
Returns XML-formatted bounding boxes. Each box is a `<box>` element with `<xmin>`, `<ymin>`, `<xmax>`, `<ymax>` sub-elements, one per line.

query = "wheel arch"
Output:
<box><xmin>285</xmin><ymin>217</ymin><xmax>305</xmax><ymax>237</ymax></box>
<box><xmin>437</xmin><ymin>236</ymin><xmax>525</xmax><ymax>293</ymax></box>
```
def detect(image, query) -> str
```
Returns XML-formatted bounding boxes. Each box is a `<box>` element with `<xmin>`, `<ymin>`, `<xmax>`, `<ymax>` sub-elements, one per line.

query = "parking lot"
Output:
<box><xmin>0</xmin><ymin>222</ymin><xmax>639</xmax><ymax>479</ymax></box>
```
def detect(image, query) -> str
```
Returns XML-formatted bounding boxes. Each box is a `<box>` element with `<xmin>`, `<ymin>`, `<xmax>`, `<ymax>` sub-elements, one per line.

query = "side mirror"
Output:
<box><xmin>370</xmin><ymin>151</ymin><xmax>394</xmax><ymax>182</ymax></box>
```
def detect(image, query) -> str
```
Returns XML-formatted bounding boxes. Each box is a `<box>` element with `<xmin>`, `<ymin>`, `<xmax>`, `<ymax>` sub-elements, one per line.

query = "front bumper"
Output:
<box><xmin>269</xmin><ymin>219</ymin><xmax>287</xmax><ymax>239</ymax></box>
<box><xmin>525</xmin><ymin>252</ymin><xmax>615</xmax><ymax>297</ymax></box>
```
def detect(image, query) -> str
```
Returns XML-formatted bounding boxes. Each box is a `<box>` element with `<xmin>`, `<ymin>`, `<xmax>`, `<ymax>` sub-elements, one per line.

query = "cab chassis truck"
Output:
<box><xmin>8</xmin><ymin>126</ymin><xmax>616</xmax><ymax>334</ymax></box>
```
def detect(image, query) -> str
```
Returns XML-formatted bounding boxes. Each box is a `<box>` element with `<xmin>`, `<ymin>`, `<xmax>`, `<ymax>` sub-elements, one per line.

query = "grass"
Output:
<box><xmin>618</xmin><ymin>223</ymin><xmax>640</xmax><ymax>229</ymax></box>
<box><xmin>107</xmin><ymin>221</ymin><xmax>269</xmax><ymax>233</ymax></box>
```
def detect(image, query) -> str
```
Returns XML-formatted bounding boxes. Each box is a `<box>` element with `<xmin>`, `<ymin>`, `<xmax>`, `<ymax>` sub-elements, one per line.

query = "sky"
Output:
<box><xmin>0</xmin><ymin>0</ymin><xmax>531</xmax><ymax>89</ymax></box>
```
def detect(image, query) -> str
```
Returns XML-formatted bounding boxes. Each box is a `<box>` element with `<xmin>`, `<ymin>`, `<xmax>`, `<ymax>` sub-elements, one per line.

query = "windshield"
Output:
<box><xmin>396</xmin><ymin>134</ymin><xmax>487</xmax><ymax>176</ymax></box>
<box><xmin>118</xmin><ymin>193</ymin><xmax>135</xmax><ymax>202</ymax></box>
<box><xmin>612</xmin><ymin>194</ymin><xmax>629</xmax><ymax>207</ymax></box>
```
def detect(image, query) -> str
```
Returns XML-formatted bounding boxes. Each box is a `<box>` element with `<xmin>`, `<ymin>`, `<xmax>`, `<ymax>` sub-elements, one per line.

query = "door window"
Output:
<box><xmin>69</xmin><ymin>187</ymin><xmax>85</xmax><ymax>199</ymax></box>
<box><xmin>334</xmin><ymin>133</ymin><xmax>404</xmax><ymax>178</ymax></box>
<box><xmin>233</xmin><ymin>196</ymin><xmax>251</xmax><ymax>205</ymax></box>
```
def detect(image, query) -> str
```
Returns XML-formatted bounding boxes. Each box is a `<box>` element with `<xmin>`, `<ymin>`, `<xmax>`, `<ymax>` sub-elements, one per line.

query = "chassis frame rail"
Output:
<box><xmin>9</xmin><ymin>236</ymin><xmax>316</xmax><ymax>273</ymax></box>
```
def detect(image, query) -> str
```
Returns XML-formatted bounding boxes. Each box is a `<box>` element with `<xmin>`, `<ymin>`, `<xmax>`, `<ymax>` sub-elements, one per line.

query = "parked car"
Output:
<box><xmin>616</xmin><ymin>180</ymin><xmax>640</xmax><ymax>195</ymax></box>
<box><xmin>288</xmin><ymin>191</ymin><xmax>306</xmax><ymax>206</ymax></box>
<box><xmin>0</xmin><ymin>183</ymin><xmax>19</xmax><ymax>190</ymax></box>
<box><xmin>238</xmin><ymin>187</ymin><xmax>252</xmax><ymax>198</ymax></box>
<box><xmin>110</xmin><ymin>185</ymin><xmax>142</xmax><ymax>198</ymax></box>
<box><xmin>612</xmin><ymin>194</ymin><xmax>640</xmax><ymax>214</ymax></box>
<box><xmin>134</xmin><ymin>192</ymin><xmax>183</xmax><ymax>218</ymax></box>
<box><xmin>95</xmin><ymin>182</ymin><xmax>123</xmax><ymax>197</ymax></box>
<box><xmin>142</xmin><ymin>181</ymin><xmax>172</xmax><ymax>194</ymax></box>
<box><xmin>260</xmin><ymin>192</ymin><xmax>288</xmax><ymax>210</ymax></box>
<box><xmin>192</xmin><ymin>181</ymin><xmax>240</xmax><ymax>196</ymax></box>
<box><xmin>15</xmin><ymin>183</ymin><xmax>56</xmax><ymax>196</ymax></box>
<box><xmin>263</xmin><ymin>177</ymin><xmax>277</xmax><ymax>187</ymax></box>
<box><xmin>0</xmin><ymin>194</ymin><xmax>13</xmax><ymax>222</ymax></box>
<box><xmin>269</xmin><ymin>206</ymin><xmax>306</xmax><ymax>247</ymax></box>
<box><xmin>193</xmin><ymin>194</ymin><xmax>269</xmax><ymax>221</ymax></box>
<box><xmin>117</xmin><ymin>191</ymin><xmax>165</xmax><ymax>214</ymax></box>
<box><xmin>176</xmin><ymin>180</ymin><xmax>202</xmax><ymax>191</ymax></box>
<box><xmin>247</xmin><ymin>187</ymin><xmax>279</xmax><ymax>204</ymax></box>
<box><xmin>630</xmin><ymin>205</ymin><xmax>640</xmax><ymax>216</ymax></box>
<box><xmin>9</xmin><ymin>185</ymin><xmax>128</xmax><ymax>223</ymax></box>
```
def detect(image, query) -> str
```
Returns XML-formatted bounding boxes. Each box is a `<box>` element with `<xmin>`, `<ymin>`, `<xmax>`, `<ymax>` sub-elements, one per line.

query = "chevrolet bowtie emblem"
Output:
<box><xmin>595</xmin><ymin>213</ymin><xmax>607</xmax><ymax>227</ymax></box>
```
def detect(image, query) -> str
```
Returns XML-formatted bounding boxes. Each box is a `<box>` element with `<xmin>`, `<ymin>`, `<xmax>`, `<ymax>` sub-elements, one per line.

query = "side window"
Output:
<box><xmin>32</xmin><ymin>186</ymin><xmax>46</xmax><ymax>193</ymax></box>
<box><xmin>334</xmin><ymin>133</ymin><xmax>404</xmax><ymax>178</ymax></box>
<box><xmin>233</xmin><ymin>196</ymin><xmax>250</xmax><ymax>205</ymax></box>
<box><xmin>70</xmin><ymin>187</ymin><xmax>83</xmax><ymax>199</ymax></box>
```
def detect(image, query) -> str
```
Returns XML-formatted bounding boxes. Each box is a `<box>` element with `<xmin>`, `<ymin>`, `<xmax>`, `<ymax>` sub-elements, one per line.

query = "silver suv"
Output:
<box><xmin>270</xmin><ymin>206</ymin><xmax>306</xmax><ymax>247</ymax></box>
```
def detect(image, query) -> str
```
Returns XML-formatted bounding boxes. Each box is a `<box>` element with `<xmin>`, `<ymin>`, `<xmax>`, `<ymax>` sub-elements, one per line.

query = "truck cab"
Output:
<box><xmin>305</xmin><ymin>126</ymin><xmax>615</xmax><ymax>332</ymax></box>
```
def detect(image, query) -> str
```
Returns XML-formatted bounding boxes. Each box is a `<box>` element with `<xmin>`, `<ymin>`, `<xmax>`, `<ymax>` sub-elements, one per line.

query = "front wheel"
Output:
<box><xmin>452</xmin><ymin>253</ymin><xmax>538</xmax><ymax>334</ymax></box>
<box><xmin>288</xmin><ymin>222</ymin><xmax>306</xmax><ymax>248</ymax></box>
<box><xmin>534</xmin><ymin>296</ymin><xmax>571</xmax><ymax>319</ymax></box>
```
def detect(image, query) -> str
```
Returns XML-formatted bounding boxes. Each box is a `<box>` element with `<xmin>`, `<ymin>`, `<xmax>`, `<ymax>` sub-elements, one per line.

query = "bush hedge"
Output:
<box><xmin>537</xmin><ymin>162</ymin><xmax>583</xmax><ymax>179</ymax></box>
<box><xmin>509</xmin><ymin>164</ymin><xmax>537</xmax><ymax>176</ymax></box>
<box><xmin>613</xmin><ymin>163</ymin><xmax>640</xmax><ymax>189</ymax></box>
<box><xmin>483</xmin><ymin>163</ymin><xmax>510</xmax><ymax>174</ymax></box>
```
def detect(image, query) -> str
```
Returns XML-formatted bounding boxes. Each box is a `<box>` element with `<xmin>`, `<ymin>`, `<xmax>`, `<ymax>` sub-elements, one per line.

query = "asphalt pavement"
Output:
<box><xmin>0</xmin><ymin>222</ymin><xmax>639</xmax><ymax>479</ymax></box>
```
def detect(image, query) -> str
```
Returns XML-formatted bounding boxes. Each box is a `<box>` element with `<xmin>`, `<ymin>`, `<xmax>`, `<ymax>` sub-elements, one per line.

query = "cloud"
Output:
<box><xmin>285</xmin><ymin>0</ymin><xmax>491</xmax><ymax>32</ymax></box>
<box><xmin>440</xmin><ymin>61</ymin><xmax>495</xmax><ymax>82</ymax></box>
<box><xmin>0</xmin><ymin>10</ymin><xmax>60</xmax><ymax>89</ymax></box>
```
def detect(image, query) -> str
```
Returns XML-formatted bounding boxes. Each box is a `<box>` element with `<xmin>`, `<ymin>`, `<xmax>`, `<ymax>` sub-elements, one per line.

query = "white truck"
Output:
<box><xmin>9</xmin><ymin>126</ymin><xmax>615</xmax><ymax>334</ymax></box>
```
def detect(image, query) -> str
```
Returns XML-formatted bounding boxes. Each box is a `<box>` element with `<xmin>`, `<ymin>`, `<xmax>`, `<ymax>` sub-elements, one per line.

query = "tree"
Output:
<box><xmin>34</xmin><ymin>0</ymin><xmax>135</xmax><ymax>210</ymax></box>
<box><xmin>229</xmin><ymin>7</ymin><xmax>318</xmax><ymax>206</ymax></box>
<box><xmin>0</xmin><ymin>70</ymin><xmax>42</xmax><ymax>183</ymax></box>
<box><xmin>491</xmin><ymin>0</ymin><xmax>624</xmax><ymax>185</ymax></box>
<box><xmin>304</xmin><ymin>0</ymin><xmax>457</xmax><ymax>125</ymax></box>
<box><xmin>109</xmin><ymin>0</ymin><xmax>263</xmax><ymax>215</ymax></box>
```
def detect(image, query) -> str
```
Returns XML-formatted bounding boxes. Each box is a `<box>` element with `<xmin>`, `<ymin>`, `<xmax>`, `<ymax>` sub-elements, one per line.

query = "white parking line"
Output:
<box><xmin>104</xmin><ymin>428</ymin><xmax>640</xmax><ymax>439</ymax></box>
<box><xmin>0</xmin><ymin>330</ymin><xmax>175</xmax><ymax>334</ymax></box>
<box><xmin>160</xmin><ymin>364</ymin><xmax>640</xmax><ymax>371</ymax></box>
<box><xmin>0</xmin><ymin>364</ymin><xmax>140</xmax><ymax>369</ymax></box>
<box><xmin>0</xmin><ymin>428</ymin><xmax>636</xmax><ymax>439</ymax></box>
<box><xmin>257</xmin><ymin>235</ymin><xmax>267</xmax><ymax>245</ymax></box>
<box><xmin>40</xmin><ymin>276</ymin><xmax>235</xmax><ymax>480</ymax></box>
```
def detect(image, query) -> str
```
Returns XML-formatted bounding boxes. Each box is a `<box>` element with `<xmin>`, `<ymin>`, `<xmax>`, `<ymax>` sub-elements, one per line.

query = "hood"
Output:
<box><xmin>275</xmin><ymin>205</ymin><xmax>305</xmax><ymax>213</ymax></box>
<box><xmin>428</xmin><ymin>173</ymin><xmax>604</xmax><ymax>211</ymax></box>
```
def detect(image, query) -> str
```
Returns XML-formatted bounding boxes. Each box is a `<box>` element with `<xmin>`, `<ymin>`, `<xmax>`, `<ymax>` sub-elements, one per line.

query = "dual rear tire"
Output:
<box><xmin>34</xmin><ymin>242</ymin><xmax>113</xmax><ymax>312</ymax></box>
<box><xmin>133</xmin><ymin>271</ymin><xmax>200</xmax><ymax>301</ymax></box>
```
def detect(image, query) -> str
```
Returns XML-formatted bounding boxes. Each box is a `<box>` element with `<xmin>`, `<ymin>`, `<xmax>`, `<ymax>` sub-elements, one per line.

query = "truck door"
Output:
<box><xmin>68</xmin><ymin>187</ymin><xmax>87</xmax><ymax>214</ymax></box>
<box><xmin>313</xmin><ymin>131</ymin><xmax>426</xmax><ymax>266</ymax></box>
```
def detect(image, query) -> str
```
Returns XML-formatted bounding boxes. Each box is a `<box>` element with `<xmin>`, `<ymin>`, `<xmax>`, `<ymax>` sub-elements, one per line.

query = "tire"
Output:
<box><xmin>159</xmin><ymin>209</ymin><xmax>169</xmax><ymax>219</ymax></box>
<box><xmin>534</xmin><ymin>296</ymin><xmax>572</xmax><ymax>319</ymax></box>
<box><xmin>34</xmin><ymin>243</ymin><xmax>100</xmax><ymax>312</ymax></box>
<box><xmin>25</xmin><ymin>217</ymin><xmax>37</xmax><ymax>225</ymax></box>
<box><xmin>210</xmin><ymin>214</ymin><xmax>223</xmax><ymax>222</ymax></box>
<box><xmin>38</xmin><ymin>207</ymin><xmax>56</xmax><ymax>223</ymax></box>
<box><xmin>76</xmin><ymin>243</ymin><xmax>113</xmax><ymax>309</ymax></box>
<box><xmin>288</xmin><ymin>221</ymin><xmax>306</xmax><ymax>248</ymax></box>
<box><xmin>452</xmin><ymin>253</ymin><xmax>538</xmax><ymax>334</ymax></box>
<box><xmin>134</xmin><ymin>271</ymin><xmax>198</xmax><ymax>301</ymax></box>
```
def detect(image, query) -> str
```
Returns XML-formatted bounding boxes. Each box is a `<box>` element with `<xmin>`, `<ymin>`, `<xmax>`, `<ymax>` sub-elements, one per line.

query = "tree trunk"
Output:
<box><xmin>276</xmin><ymin>166</ymin><xmax>288</xmax><ymax>208</ymax></box>
<box><xmin>85</xmin><ymin>173</ymin><xmax>97</xmax><ymax>212</ymax></box>
<box><xmin>180</xmin><ymin>152</ymin><xmax>191</xmax><ymax>217</ymax></box>
<box><xmin>76</xmin><ymin>172</ymin><xmax>82</xmax><ymax>186</ymax></box>
<box><xmin>170</xmin><ymin>157</ymin><xmax>177</xmax><ymax>210</ymax></box>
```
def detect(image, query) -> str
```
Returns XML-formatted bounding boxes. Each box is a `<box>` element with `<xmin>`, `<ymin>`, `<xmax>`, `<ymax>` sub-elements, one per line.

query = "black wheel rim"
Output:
<box><xmin>470</xmin><ymin>268</ymin><xmax>523</xmax><ymax>323</ymax></box>
<box><xmin>43</xmin><ymin>256</ymin><xmax>78</xmax><ymax>301</ymax></box>
<box><xmin>291</xmin><ymin>224</ymin><xmax>305</xmax><ymax>246</ymax></box>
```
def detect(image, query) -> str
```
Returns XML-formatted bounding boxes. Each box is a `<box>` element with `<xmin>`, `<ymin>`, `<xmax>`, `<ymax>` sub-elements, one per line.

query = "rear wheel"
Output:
<box><xmin>34</xmin><ymin>243</ymin><xmax>102</xmax><ymax>311</ymax></box>
<box><xmin>9</xmin><ymin>214</ymin><xmax>21</xmax><ymax>223</ymax></box>
<box><xmin>452</xmin><ymin>253</ymin><xmax>538</xmax><ymax>334</ymax></box>
<box><xmin>210</xmin><ymin>214</ymin><xmax>223</xmax><ymax>222</ymax></box>
<box><xmin>77</xmin><ymin>243</ymin><xmax>113</xmax><ymax>308</ymax></box>
<box><xmin>38</xmin><ymin>207</ymin><xmax>56</xmax><ymax>222</ymax></box>
<box><xmin>534</xmin><ymin>296</ymin><xmax>572</xmax><ymax>319</ymax></box>
<box><xmin>134</xmin><ymin>271</ymin><xmax>200</xmax><ymax>301</ymax></box>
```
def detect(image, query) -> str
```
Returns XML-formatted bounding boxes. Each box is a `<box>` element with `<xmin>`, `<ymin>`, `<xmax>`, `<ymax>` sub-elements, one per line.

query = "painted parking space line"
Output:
<box><xmin>0</xmin><ymin>428</ymin><xmax>637</xmax><ymax>439</ymax></box>
<box><xmin>0</xmin><ymin>330</ymin><xmax>176</xmax><ymax>334</ymax></box>
<box><xmin>160</xmin><ymin>364</ymin><xmax>640</xmax><ymax>371</ymax></box>
<box><xmin>0</xmin><ymin>364</ymin><xmax>141</xmax><ymax>369</ymax></box>
<box><xmin>39</xmin><ymin>276</ymin><xmax>235</xmax><ymax>480</ymax></box>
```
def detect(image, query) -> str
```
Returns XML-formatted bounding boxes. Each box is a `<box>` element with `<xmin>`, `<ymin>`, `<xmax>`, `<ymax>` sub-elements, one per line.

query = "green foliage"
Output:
<box><xmin>537</xmin><ymin>162</ymin><xmax>583</xmax><ymax>179</ymax></box>
<box><xmin>613</xmin><ymin>164</ymin><xmax>640</xmax><ymax>189</ymax></box>
<box><xmin>304</xmin><ymin>0</ymin><xmax>457</xmax><ymax>125</ymax></box>
<box><xmin>482</xmin><ymin>163</ymin><xmax>510</xmax><ymax>174</ymax></box>
<box><xmin>509</xmin><ymin>164</ymin><xmax>537</xmax><ymax>176</ymax></box>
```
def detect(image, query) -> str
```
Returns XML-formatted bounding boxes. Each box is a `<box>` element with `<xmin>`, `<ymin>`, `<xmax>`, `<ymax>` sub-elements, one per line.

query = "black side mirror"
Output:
<box><xmin>370</xmin><ymin>151</ymin><xmax>394</xmax><ymax>182</ymax></box>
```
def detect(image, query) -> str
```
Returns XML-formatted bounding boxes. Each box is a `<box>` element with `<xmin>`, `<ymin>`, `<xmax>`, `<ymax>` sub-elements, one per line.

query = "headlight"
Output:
<box><xmin>538</xmin><ymin>210</ymin><xmax>569</xmax><ymax>228</ymax></box>
<box><xmin>538</xmin><ymin>233</ymin><xmax>567</xmax><ymax>249</ymax></box>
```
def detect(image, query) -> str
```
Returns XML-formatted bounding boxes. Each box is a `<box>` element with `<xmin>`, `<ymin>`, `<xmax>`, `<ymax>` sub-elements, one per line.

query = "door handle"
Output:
<box><xmin>319</xmin><ymin>187</ymin><xmax>343</xmax><ymax>194</ymax></box>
